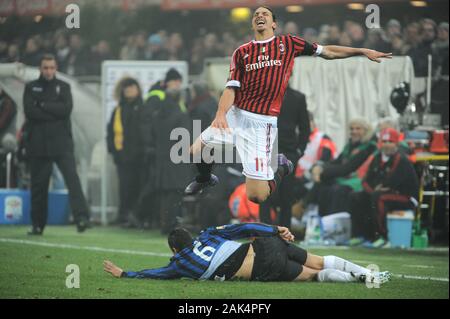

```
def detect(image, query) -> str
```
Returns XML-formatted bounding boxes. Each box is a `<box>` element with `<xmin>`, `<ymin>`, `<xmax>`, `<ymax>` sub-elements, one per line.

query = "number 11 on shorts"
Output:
<box><xmin>255</xmin><ymin>157</ymin><xmax>264</xmax><ymax>172</ymax></box>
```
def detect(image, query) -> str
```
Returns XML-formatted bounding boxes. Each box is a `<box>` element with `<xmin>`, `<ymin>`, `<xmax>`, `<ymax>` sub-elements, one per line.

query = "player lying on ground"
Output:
<box><xmin>184</xmin><ymin>6</ymin><xmax>392</xmax><ymax>204</ymax></box>
<box><xmin>104</xmin><ymin>223</ymin><xmax>391</xmax><ymax>283</ymax></box>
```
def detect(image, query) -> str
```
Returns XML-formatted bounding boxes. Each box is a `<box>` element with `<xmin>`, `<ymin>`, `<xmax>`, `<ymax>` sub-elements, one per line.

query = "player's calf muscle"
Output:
<box><xmin>246</xmin><ymin>180</ymin><xmax>270</xmax><ymax>203</ymax></box>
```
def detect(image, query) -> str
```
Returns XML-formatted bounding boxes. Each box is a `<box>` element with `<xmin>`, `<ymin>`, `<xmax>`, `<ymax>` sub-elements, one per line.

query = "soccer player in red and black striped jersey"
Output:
<box><xmin>185</xmin><ymin>6</ymin><xmax>392</xmax><ymax>204</ymax></box>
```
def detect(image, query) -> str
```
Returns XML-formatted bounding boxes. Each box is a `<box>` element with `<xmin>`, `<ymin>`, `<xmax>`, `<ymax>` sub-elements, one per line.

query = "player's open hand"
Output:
<box><xmin>211</xmin><ymin>113</ymin><xmax>230</xmax><ymax>131</ymax></box>
<box><xmin>277</xmin><ymin>226</ymin><xmax>295</xmax><ymax>242</ymax></box>
<box><xmin>362</xmin><ymin>49</ymin><xmax>393</xmax><ymax>63</ymax></box>
<box><xmin>103</xmin><ymin>260</ymin><xmax>123</xmax><ymax>278</ymax></box>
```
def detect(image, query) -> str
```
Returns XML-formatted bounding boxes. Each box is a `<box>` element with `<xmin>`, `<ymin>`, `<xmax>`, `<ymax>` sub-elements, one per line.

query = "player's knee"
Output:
<box><xmin>306</xmin><ymin>253</ymin><xmax>325</xmax><ymax>270</ymax></box>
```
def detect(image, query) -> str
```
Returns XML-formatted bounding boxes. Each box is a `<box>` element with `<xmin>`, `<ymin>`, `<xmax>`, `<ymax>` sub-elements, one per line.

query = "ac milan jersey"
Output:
<box><xmin>226</xmin><ymin>34</ymin><xmax>321</xmax><ymax>116</ymax></box>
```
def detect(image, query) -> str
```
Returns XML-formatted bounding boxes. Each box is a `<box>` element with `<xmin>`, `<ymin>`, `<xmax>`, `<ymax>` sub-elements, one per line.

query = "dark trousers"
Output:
<box><xmin>30</xmin><ymin>153</ymin><xmax>89</xmax><ymax>229</ymax></box>
<box><xmin>158</xmin><ymin>190</ymin><xmax>183</xmax><ymax>234</ymax></box>
<box><xmin>306</xmin><ymin>182</ymin><xmax>352</xmax><ymax>216</ymax></box>
<box><xmin>116</xmin><ymin>161</ymin><xmax>143</xmax><ymax>222</ymax></box>
<box><xmin>260</xmin><ymin>173</ymin><xmax>297</xmax><ymax>228</ymax></box>
<box><xmin>349</xmin><ymin>191</ymin><xmax>414</xmax><ymax>240</ymax></box>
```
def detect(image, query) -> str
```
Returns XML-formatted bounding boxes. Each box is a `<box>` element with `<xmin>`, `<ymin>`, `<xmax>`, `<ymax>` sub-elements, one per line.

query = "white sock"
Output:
<box><xmin>317</xmin><ymin>269</ymin><xmax>358</xmax><ymax>283</ymax></box>
<box><xmin>323</xmin><ymin>256</ymin><xmax>370</xmax><ymax>275</ymax></box>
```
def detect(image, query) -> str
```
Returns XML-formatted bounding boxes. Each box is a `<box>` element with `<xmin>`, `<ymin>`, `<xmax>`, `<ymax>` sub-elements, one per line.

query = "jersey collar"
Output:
<box><xmin>252</xmin><ymin>36</ymin><xmax>275</xmax><ymax>44</ymax></box>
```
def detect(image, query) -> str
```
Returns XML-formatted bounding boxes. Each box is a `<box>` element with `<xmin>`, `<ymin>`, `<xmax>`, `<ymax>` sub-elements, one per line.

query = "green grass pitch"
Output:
<box><xmin>0</xmin><ymin>225</ymin><xmax>448</xmax><ymax>299</ymax></box>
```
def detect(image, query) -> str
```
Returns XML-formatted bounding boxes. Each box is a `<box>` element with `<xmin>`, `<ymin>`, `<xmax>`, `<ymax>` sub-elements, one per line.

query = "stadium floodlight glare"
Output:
<box><xmin>231</xmin><ymin>7</ymin><xmax>251</xmax><ymax>22</ymax></box>
<box><xmin>410</xmin><ymin>1</ymin><xmax>427</xmax><ymax>7</ymax></box>
<box><xmin>286</xmin><ymin>5</ymin><xmax>304</xmax><ymax>13</ymax></box>
<box><xmin>347</xmin><ymin>3</ymin><xmax>365</xmax><ymax>10</ymax></box>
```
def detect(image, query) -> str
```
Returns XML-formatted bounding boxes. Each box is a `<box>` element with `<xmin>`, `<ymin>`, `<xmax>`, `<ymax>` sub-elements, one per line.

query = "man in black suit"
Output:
<box><xmin>23</xmin><ymin>54</ymin><xmax>90</xmax><ymax>235</ymax></box>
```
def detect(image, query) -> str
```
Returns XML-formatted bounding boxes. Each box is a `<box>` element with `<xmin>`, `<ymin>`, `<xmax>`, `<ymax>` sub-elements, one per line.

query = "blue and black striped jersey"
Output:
<box><xmin>122</xmin><ymin>223</ymin><xmax>278</xmax><ymax>280</ymax></box>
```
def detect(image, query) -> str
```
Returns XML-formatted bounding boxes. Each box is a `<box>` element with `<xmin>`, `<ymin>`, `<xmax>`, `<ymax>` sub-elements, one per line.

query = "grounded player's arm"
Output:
<box><xmin>210</xmin><ymin>87</ymin><xmax>235</xmax><ymax>130</ymax></box>
<box><xmin>103</xmin><ymin>260</ymin><xmax>180</xmax><ymax>279</ymax></box>
<box><xmin>209</xmin><ymin>223</ymin><xmax>294</xmax><ymax>242</ymax></box>
<box><xmin>320</xmin><ymin>45</ymin><xmax>392</xmax><ymax>63</ymax></box>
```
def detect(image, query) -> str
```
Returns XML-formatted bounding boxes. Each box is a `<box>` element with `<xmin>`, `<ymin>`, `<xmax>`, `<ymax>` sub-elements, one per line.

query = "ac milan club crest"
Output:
<box><xmin>279</xmin><ymin>43</ymin><xmax>285</xmax><ymax>52</ymax></box>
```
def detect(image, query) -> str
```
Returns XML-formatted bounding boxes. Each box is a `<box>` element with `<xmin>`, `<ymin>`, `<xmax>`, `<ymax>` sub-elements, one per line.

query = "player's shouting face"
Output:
<box><xmin>252</xmin><ymin>7</ymin><xmax>276</xmax><ymax>33</ymax></box>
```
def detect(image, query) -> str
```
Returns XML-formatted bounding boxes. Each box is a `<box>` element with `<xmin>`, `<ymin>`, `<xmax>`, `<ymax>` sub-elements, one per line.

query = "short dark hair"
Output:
<box><xmin>40</xmin><ymin>53</ymin><xmax>57</xmax><ymax>66</ymax></box>
<box><xmin>257</xmin><ymin>6</ymin><xmax>276</xmax><ymax>22</ymax></box>
<box><xmin>168</xmin><ymin>228</ymin><xmax>193</xmax><ymax>252</ymax></box>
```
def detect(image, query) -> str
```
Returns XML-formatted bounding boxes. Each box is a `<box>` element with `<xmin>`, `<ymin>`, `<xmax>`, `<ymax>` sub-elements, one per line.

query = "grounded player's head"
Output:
<box><xmin>168</xmin><ymin>228</ymin><xmax>193</xmax><ymax>253</ymax></box>
<box><xmin>252</xmin><ymin>6</ymin><xmax>277</xmax><ymax>33</ymax></box>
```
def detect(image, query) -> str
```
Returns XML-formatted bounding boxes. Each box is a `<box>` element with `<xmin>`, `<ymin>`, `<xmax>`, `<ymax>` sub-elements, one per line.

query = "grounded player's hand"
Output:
<box><xmin>211</xmin><ymin>113</ymin><xmax>230</xmax><ymax>131</ymax></box>
<box><xmin>103</xmin><ymin>260</ymin><xmax>123</xmax><ymax>278</ymax></box>
<box><xmin>362</xmin><ymin>49</ymin><xmax>393</xmax><ymax>63</ymax></box>
<box><xmin>277</xmin><ymin>226</ymin><xmax>295</xmax><ymax>242</ymax></box>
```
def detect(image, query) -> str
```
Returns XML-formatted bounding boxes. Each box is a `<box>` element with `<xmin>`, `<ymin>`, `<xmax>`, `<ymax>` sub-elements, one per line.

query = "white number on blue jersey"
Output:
<box><xmin>193</xmin><ymin>241</ymin><xmax>216</xmax><ymax>262</ymax></box>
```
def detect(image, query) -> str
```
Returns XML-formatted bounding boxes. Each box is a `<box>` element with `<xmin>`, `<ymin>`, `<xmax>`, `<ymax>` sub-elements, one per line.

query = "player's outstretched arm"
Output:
<box><xmin>321</xmin><ymin>45</ymin><xmax>392</xmax><ymax>63</ymax></box>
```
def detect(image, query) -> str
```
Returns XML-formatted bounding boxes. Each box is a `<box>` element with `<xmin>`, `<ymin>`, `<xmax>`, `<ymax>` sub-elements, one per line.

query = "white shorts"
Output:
<box><xmin>200</xmin><ymin>106</ymin><xmax>278</xmax><ymax>180</ymax></box>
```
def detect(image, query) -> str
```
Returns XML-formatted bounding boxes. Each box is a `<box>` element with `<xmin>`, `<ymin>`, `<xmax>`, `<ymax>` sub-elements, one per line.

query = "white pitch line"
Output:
<box><xmin>1</xmin><ymin>238</ymin><xmax>448</xmax><ymax>283</ymax></box>
<box><xmin>0</xmin><ymin>238</ymin><xmax>172</xmax><ymax>257</ymax></box>
<box><xmin>403</xmin><ymin>264</ymin><xmax>435</xmax><ymax>269</ymax></box>
<box><xmin>393</xmin><ymin>274</ymin><xmax>449</xmax><ymax>282</ymax></box>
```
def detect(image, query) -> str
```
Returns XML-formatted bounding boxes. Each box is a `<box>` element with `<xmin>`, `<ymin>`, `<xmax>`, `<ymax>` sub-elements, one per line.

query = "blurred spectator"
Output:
<box><xmin>147</xmin><ymin>69</ymin><xmax>192</xmax><ymax>234</ymax></box>
<box><xmin>147</xmin><ymin>33</ymin><xmax>169</xmax><ymax>60</ymax></box>
<box><xmin>348</xmin><ymin>128</ymin><xmax>419</xmax><ymax>248</ymax></box>
<box><xmin>318</xmin><ymin>24</ymin><xmax>330</xmax><ymax>44</ymax></box>
<box><xmin>408</xmin><ymin>19</ymin><xmax>437</xmax><ymax>76</ymax></box>
<box><xmin>203</xmin><ymin>33</ymin><xmax>224</xmax><ymax>58</ymax></box>
<box><xmin>21</xmin><ymin>38</ymin><xmax>43</xmax><ymax>67</ymax></box>
<box><xmin>403</xmin><ymin>22</ymin><xmax>421</xmax><ymax>53</ymax></box>
<box><xmin>188</xmin><ymin>80</ymin><xmax>216</xmax><ymax>132</ymax></box>
<box><xmin>90</xmin><ymin>40</ymin><xmax>114</xmax><ymax>75</ymax></box>
<box><xmin>167</xmin><ymin>32</ymin><xmax>188</xmax><ymax>61</ymax></box>
<box><xmin>430</xmin><ymin>22</ymin><xmax>449</xmax><ymax>127</ymax></box>
<box><xmin>6</xmin><ymin>44</ymin><xmax>20</xmax><ymax>63</ymax></box>
<box><xmin>433</xmin><ymin>22</ymin><xmax>449</xmax><ymax>76</ymax></box>
<box><xmin>107</xmin><ymin>77</ymin><xmax>146</xmax><ymax>225</ymax></box>
<box><xmin>134</xmin><ymin>31</ymin><xmax>148</xmax><ymax>60</ymax></box>
<box><xmin>307</xmin><ymin>118</ymin><xmax>377</xmax><ymax>216</ymax></box>
<box><xmin>54</xmin><ymin>33</ymin><xmax>70</xmax><ymax>73</ymax></box>
<box><xmin>189</xmin><ymin>38</ymin><xmax>205</xmax><ymax>75</ymax></box>
<box><xmin>222</xmin><ymin>32</ymin><xmax>238</xmax><ymax>57</ymax></box>
<box><xmin>386</xmin><ymin>19</ymin><xmax>402</xmax><ymax>41</ymax></box>
<box><xmin>365</xmin><ymin>29</ymin><xmax>392</xmax><ymax>53</ymax></box>
<box><xmin>67</xmin><ymin>34</ymin><xmax>90</xmax><ymax>76</ymax></box>
<box><xmin>283</xmin><ymin>21</ymin><xmax>300</xmax><ymax>36</ymax></box>
<box><xmin>391</xmin><ymin>34</ymin><xmax>406</xmax><ymax>55</ymax></box>
<box><xmin>302</xmin><ymin>27</ymin><xmax>318</xmax><ymax>44</ymax></box>
<box><xmin>339</xmin><ymin>32</ymin><xmax>353</xmax><ymax>46</ymax></box>
<box><xmin>120</xmin><ymin>35</ymin><xmax>138</xmax><ymax>60</ymax></box>
<box><xmin>346</xmin><ymin>21</ymin><xmax>365</xmax><ymax>47</ymax></box>
<box><xmin>326</xmin><ymin>25</ymin><xmax>341</xmax><ymax>45</ymax></box>
<box><xmin>0</xmin><ymin>41</ymin><xmax>8</xmax><ymax>62</ymax></box>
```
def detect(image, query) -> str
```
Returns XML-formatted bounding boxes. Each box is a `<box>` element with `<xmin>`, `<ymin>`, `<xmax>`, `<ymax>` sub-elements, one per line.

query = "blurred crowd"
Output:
<box><xmin>0</xmin><ymin>18</ymin><xmax>448</xmax><ymax>76</ymax></box>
